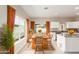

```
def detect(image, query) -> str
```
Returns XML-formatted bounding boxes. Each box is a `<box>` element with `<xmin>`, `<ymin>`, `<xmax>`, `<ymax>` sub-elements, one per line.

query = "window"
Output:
<box><xmin>50</xmin><ymin>22</ymin><xmax>60</xmax><ymax>31</ymax></box>
<box><xmin>13</xmin><ymin>15</ymin><xmax>25</xmax><ymax>41</ymax></box>
<box><xmin>50</xmin><ymin>22</ymin><xmax>60</xmax><ymax>28</ymax></box>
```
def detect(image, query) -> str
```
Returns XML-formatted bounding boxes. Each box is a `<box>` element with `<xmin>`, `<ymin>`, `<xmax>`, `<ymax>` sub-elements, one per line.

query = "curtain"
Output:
<box><xmin>7</xmin><ymin>6</ymin><xmax>15</xmax><ymax>32</ymax></box>
<box><xmin>46</xmin><ymin>21</ymin><xmax>50</xmax><ymax>34</ymax></box>
<box><xmin>30</xmin><ymin>21</ymin><xmax>35</xmax><ymax>49</ymax></box>
<box><xmin>7</xmin><ymin>5</ymin><xmax>16</xmax><ymax>54</ymax></box>
<box><xmin>30</xmin><ymin>21</ymin><xmax>35</xmax><ymax>32</ymax></box>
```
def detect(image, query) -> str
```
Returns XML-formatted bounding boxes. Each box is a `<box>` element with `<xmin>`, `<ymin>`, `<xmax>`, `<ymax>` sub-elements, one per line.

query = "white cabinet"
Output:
<box><xmin>66</xmin><ymin>21</ymin><xmax>79</xmax><ymax>28</ymax></box>
<box><xmin>65</xmin><ymin>37</ymin><xmax>79</xmax><ymax>52</ymax></box>
<box><xmin>57</xmin><ymin>34</ymin><xmax>65</xmax><ymax>52</ymax></box>
<box><xmin>57</xmin><ymin>33</ymin><xmax>79</xmax><ymax>52</ymax></box>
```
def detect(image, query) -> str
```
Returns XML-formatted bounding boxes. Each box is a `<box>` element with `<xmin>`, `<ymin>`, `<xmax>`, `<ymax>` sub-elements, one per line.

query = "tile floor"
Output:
<box><xmin>17</xmin><ymin>41</ymin><xmax>64</xmax><ymax>54</ymax></box>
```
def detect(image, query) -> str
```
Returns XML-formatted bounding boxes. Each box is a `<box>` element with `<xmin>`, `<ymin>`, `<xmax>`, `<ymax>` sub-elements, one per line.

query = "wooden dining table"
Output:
<box><xmin>31</xmin><ymin>33</ymin><xmax>49</xmax><ymax>49</ymax></box>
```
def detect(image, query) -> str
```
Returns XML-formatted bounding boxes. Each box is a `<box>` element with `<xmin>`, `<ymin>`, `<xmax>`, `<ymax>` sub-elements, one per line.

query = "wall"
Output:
<box><xmin>31</xmin><ymin>18</ymin><xmax>47</xmax><ymax>24</ymax></box>
<box><xmin>0</xmin><ymin>5</ymin><xmax>7</xmax><ymax>27</ymax></box>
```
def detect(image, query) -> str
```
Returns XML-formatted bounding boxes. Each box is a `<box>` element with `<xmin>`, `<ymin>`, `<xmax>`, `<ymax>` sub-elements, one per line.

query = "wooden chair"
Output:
<box><xmin>35</xmin><ymin>36</ymin><xmax>44</xmax><ymax>54</ymax></box>
<box><xmin>47</xmin><ymin>32</ymin><xmax>53</xmax><ymax>48</ymax></box>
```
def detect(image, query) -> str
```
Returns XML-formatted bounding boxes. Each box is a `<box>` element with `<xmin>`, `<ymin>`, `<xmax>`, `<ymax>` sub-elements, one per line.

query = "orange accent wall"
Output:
<box><xmin>7</xmin><ymin>5</ymin><xmax>16</xmax><ymax>54</ymax></box>
<box><xmin>46</xmin><ymin>21</ymin><xmax>50</xmax><ymax>34</ymax></box>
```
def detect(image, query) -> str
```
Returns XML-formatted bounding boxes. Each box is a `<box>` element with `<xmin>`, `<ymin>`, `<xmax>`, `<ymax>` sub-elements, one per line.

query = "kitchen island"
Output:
<box><xmin>57</xmin><ymin>33</ymin><xmax>79</xmax><ymax>52</ymax></box>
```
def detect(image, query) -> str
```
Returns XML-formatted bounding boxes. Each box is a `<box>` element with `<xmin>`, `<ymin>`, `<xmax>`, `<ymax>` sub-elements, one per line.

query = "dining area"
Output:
<box><xmin>29</xmin><ymin>32</ymin><xmax>54</xmax><ymax>54</ymax></box>
<box><xmin>31</xmin><ymin>33</ymin><xmax>50</xmax><ymax>53</ymax></box>
<box><xmin>28</xmin><ymin>21</ymin><xmax>54</xmax><ymax>54</ymax></box>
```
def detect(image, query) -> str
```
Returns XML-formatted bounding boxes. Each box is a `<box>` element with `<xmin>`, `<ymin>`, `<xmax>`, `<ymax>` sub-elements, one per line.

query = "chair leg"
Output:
<box><xmin>35</xmin><ymin>46</ymin><xmax>37</xmax><ymax>54</ymax></box>
<box><xmin>35</xmin><ymin>51</ymin><xmax>36</xmax><ymax>54</ymax></box>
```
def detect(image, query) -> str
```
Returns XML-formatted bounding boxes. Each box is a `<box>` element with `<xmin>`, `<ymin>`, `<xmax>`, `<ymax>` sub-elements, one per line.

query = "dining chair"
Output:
<box><xmin>35</xmin><ymin>37</ymin><xmax>44</xmax><ymax>54</ymax></box>
<box><xmin>47</xmin><ymin>32</ymin><xmax>53</xmax><ymax>48</ymax></box>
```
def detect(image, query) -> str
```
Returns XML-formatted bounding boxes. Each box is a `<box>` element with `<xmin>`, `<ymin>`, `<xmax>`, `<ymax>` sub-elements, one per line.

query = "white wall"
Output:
<box><xmin>31</xmin><ymin>18</ymin><xmax>49</xmax><ymax>24</ymax></box>
<box><xmin>0</xmin><ymin>5</ymin><xmax>7</xmax><ymax>27</ymax></box>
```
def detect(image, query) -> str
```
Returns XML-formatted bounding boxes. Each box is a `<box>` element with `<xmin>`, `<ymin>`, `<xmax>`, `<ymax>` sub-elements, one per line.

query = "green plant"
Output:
<box><xmin>2</xmin><ymin>25</ymin><xmax>14</xmax><ymax>50</ymax></box>
<box><xmin>29</xmin><ymin>29</ymin><xmax>33</xmax><ymax>33</ymax></box>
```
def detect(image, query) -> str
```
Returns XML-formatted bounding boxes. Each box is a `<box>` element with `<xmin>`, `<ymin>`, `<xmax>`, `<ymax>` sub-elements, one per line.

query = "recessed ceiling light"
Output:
<box><xmin>44</xmin><ymin>7</ymin><xmax>48</xmax><ymax>10</ymax></box>
<box><xmin>75</xmin><ymin>7</ymin><xmax>79</xmax><ymax>10</ymax></box>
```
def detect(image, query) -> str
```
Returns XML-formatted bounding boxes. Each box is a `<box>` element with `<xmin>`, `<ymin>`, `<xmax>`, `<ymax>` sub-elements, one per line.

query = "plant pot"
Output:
<box><xmin>8</xmin><ymin>47</ymin><xmax>14</xmax><ymax>54</ymax></box>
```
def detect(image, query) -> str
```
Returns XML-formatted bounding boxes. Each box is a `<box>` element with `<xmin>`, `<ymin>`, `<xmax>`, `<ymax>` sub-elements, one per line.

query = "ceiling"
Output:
<box><xmin>20</xmin><ymin>5</ymin><xmax>79</xmax><ymax>19</ymax></box>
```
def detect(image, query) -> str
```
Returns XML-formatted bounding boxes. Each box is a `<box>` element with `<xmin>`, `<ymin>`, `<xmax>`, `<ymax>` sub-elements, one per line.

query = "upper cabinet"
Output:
<box><xmin>66</xmin><ymin>21</ymin><xmax>79</xmax><ymax>28</ymax></box>
<box><xmin>50</xmin><ymin>22</ymin><xmax>67</xmax><ymax>31</ymax></box>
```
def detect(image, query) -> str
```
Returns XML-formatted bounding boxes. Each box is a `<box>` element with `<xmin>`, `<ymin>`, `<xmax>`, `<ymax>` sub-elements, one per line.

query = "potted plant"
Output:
<box><xmin>1</xmin><ymin>25</ymin><xmax>14</xmax><ymax>54</ymax></box>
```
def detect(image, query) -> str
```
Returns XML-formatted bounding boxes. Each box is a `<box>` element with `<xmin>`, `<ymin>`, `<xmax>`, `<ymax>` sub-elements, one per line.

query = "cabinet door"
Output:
<box><xmin>66</xmin><ymin>22</ymin><xmax>79</xmax><ymax>28</ymax></box>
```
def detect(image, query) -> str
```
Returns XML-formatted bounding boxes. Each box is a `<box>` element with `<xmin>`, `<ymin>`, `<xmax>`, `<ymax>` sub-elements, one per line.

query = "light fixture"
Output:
<box><xmin>44</xmin><ymin>7</ymin><xmax>48</xmax><ymax>10</ymax></box>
